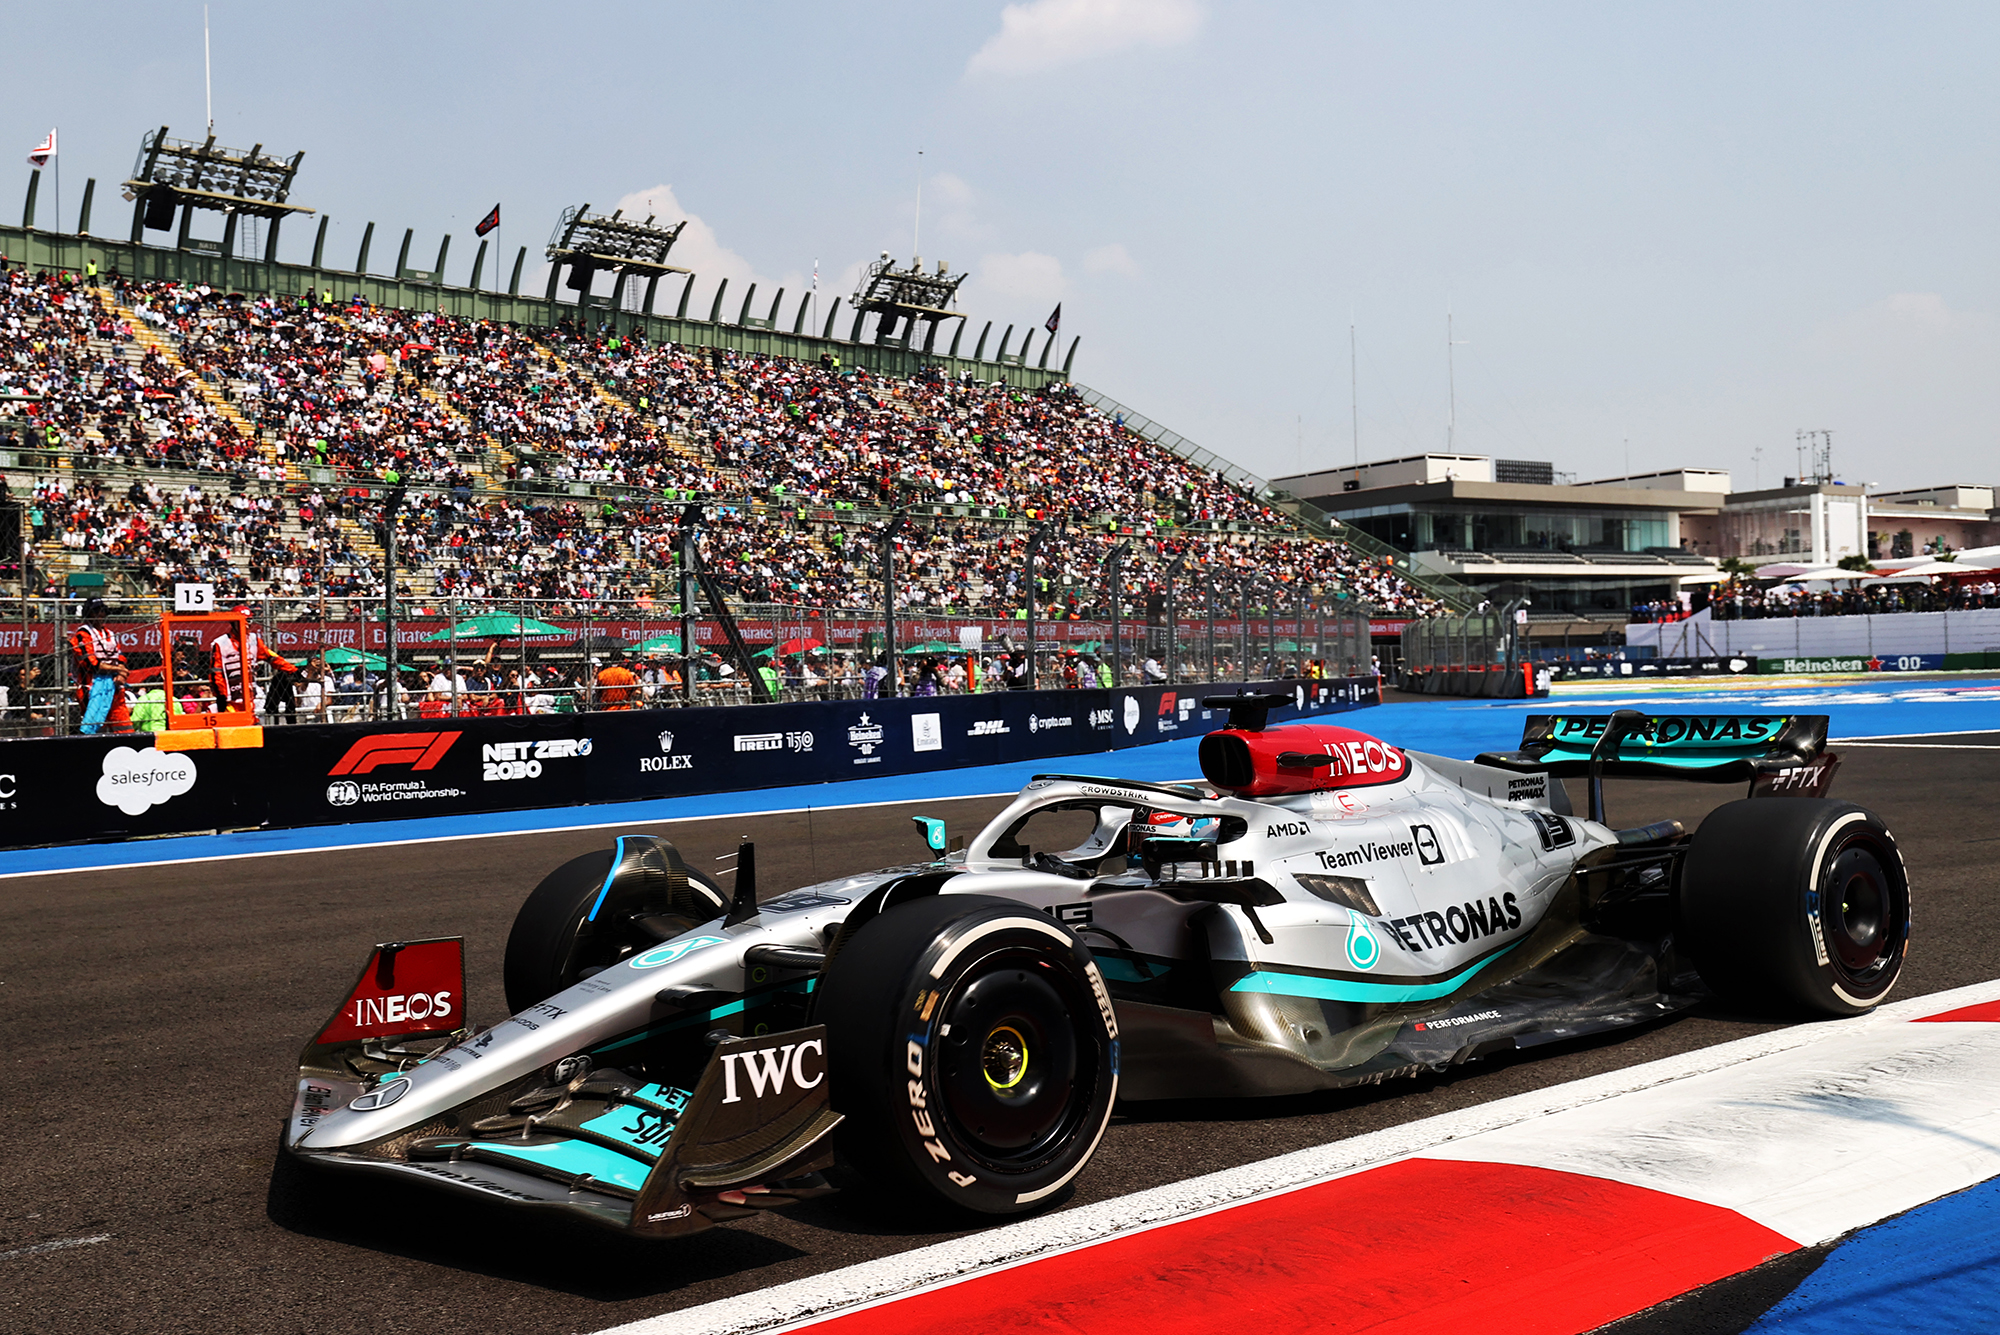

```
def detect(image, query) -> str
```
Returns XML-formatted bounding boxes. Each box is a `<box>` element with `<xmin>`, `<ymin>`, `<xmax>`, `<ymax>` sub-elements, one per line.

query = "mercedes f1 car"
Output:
<box><xmin>285</xmin><ymin>697</ymin><xmax>1909</xmax><ymax>1236</ymax></box>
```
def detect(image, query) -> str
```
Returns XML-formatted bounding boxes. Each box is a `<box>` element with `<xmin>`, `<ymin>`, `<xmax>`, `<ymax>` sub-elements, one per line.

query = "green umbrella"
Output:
<box><xmin>631</xmin><ymin>633</ymin><xmax>683</xmax><ymax>653</ymax></box>
<box><xmin>425</xmin><ymin>612</ymin><xmax>568</xmax><ymax>642</ymax></box>
<box><xmin>321</xmin><ymin>646</ymin><xmax>387</xmax><ymax>668</ymax></box>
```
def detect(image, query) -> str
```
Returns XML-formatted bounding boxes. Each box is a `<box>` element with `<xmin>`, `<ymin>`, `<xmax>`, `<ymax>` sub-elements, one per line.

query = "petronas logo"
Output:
<box><xmin>1346</xmin><ymin>917</ymin><xmax>1381</xmax><ymax>971</ymax></box>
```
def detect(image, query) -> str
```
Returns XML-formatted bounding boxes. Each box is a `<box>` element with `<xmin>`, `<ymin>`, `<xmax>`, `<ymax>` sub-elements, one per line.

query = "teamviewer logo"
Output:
<box><xmin>329</xmin><ymin>732</ymin><xmax>462</xmax><ymax>776</ymax></box>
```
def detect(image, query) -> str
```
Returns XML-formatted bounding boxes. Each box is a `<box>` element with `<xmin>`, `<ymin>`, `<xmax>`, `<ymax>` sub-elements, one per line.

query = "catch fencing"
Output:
<box><xmin>0</xmin><ymin>595</ymin><xmax>1375</xmax><ymax>738</ymax></box>
<box><xmin>0</xmin><ymin>675</ymin><xmax>1379</xmax><ymax>850</ymax></box>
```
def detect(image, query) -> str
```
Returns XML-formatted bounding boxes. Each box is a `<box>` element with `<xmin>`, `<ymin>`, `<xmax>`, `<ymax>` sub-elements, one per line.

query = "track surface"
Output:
<box><xmin>6</xmin><ymin>738</ymin><xmax>1998</xmax><ymax>1334</ymax></box>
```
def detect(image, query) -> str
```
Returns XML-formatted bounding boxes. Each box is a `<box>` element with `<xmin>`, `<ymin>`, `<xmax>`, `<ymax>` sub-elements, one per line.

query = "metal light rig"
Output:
<box><xmin>123</xmin><ymin>126</ymin><xmax>312</xmax><ymax>260</ymax></box>
<box><xmin>546</xmin><ymin>205</ymin><xmax>690</xmax><ymax>312</ymax></box>
<box><xmin>850</xmin><ymin>252</ymin><xmax>966</xmax><ymax>348</ymax></box>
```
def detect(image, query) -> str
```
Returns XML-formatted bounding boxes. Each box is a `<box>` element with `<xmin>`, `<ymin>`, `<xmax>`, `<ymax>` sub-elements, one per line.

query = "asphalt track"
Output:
<box><xmin>5</xmin><ymin>711</ymin><xmax>1999</xmax><ymax>1333</ymax></box>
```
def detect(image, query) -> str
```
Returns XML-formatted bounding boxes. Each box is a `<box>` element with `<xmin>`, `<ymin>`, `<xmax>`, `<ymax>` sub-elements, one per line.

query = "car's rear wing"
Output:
<box><xmin>1477</xmin><ymin>710</ymin><xmax>1837</xmax><ymax>821</ymax></box>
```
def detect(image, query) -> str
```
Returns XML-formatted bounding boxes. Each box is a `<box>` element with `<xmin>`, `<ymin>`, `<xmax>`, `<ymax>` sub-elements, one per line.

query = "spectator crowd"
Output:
<box><xmin>0</xmin><ymin>267</ymin><xmax>1446</xmax><ymax>645</ymax></box>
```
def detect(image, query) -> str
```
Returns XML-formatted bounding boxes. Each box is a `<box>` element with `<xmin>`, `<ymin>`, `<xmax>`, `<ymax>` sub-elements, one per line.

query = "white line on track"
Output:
<box><xmin>0</xmin><ymin>1235</ymin><xmax>111</xmax><ymax>1261</ymax></box>
<box><xmin>1839</xmin><ymin>741</ymin><xmax>2000</xmax><ymax>750</ymax></box>
<box><xmin>593</xmin><ymin>978</ymin><xmax>2000</xmax><ymax>1335</ymax></box>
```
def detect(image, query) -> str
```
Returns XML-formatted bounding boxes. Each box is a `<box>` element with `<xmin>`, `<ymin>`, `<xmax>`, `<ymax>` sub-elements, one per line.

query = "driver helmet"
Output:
<box><xmin>1142</xmin><ymin>809</ymin><xmax>1219</xmax><ymax>841</ymax></box>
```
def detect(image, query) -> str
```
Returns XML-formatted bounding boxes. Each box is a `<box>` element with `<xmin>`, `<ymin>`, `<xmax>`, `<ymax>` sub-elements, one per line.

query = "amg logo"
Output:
<box><xmin>719</xmin><ymin>1039</ymin><xmax>826</xmax><ymax>1103</ymax></box>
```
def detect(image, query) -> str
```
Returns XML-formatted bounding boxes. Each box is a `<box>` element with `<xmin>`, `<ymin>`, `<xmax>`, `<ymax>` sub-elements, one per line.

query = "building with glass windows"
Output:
<box><xmin>1274</xmin><ymin>455</ymin><xmax>1725</xmax><ymax>615</ymax></box>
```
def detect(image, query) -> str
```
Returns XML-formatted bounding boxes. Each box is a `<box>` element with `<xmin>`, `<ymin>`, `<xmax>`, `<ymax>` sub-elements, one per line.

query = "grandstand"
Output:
<box><xmin>0</xmin><ymin>142</ymin><xmax>1458</xmax><ymax>714</ymax></box>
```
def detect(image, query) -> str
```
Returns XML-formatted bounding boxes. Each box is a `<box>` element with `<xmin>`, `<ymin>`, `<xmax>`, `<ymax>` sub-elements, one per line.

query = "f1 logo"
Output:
<box><xmin>329</xmin><ymin>732</ymin><xmax>462</xmax><ymax>776</ymax></box>
<box><xmin>1410</xmin><ymin>823</ymin><xmax>1446</xmax><ymax>865</ymax></box>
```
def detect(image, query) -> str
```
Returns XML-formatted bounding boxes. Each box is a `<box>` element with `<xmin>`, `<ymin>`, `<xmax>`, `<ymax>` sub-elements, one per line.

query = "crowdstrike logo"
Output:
<box><xmin>329</xmin><ymin>731</ymin><xmax>462</xmax><ymax>776</ymax></box>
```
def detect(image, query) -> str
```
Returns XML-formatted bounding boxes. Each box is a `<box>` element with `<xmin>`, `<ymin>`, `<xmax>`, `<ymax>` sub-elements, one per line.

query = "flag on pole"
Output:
<box><xmin>474</xmin><ymin>204</ymin><xmax>501</xmax><ymax>237</ymax></box>
<box><xmin>812</xmin><ymin>257</ymin><xmax>818</xmax><ymax>292</ymax></box>
<box><xmin>26</xmin><ymin>129</ymin><xmax>56</xmax><ymax>169</ymax></box>
<box><xmin>1044</xmin><ymin>304</ymin><xmax>1062</xmax><ymax>335</ymax></box>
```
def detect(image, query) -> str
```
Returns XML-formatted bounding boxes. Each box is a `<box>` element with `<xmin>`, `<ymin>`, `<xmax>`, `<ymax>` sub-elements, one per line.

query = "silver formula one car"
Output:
<box><xmin>285</xmin><ymin>696</ymin><xmax>1909</xmax><ymax>1235</ymax></box>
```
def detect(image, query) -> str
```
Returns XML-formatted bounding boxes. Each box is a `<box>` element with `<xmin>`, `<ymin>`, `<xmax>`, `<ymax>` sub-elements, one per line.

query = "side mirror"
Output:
<box><xmin>912</xmin><ymin>815</ymin><xmax>947</xmax><ymax>854</ymax></box>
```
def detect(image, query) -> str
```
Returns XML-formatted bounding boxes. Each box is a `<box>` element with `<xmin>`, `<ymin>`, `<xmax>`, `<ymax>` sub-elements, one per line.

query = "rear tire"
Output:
<box><xmin>1680</xmin><ymin>798</ymin><xmax>1909</xmax><ymax>1016</ymax></box>
<box><xmin>815</xmin><ymin>894</ymin><xmax>1118</xmax><ymax>1215</ymax></box>
<box><xmin>503</xmin><ymin>838</ymin><xmax>726</xmax><ymax>1013</ymax></box>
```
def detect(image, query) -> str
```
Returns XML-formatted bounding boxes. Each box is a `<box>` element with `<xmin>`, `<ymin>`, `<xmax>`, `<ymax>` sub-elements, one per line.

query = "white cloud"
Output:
<box><xmin>1804</xmin><ymin>292</ymin><xmax>1991</xmax><ymax>358</ymax></box>
<box><xmin>969</xmin><ymin>251</ymin><xmax>1069</xmax><ymax>307</ymax></box>
<box><xmin>593</xmin><ymin>184</ymin><xmax>811</xmax><ymax>319</ymax></box>
<box><xmin>1083</xmin><ymin>242</ymin><xmax>1140</xmax><ymax>277</ymax></box>
<box><xmin>96</xmin><ymin>747</ymin><xmax>197</xmax><ymax>816</ymax></box>
<box><xmin>966</xmin><ymin>0</ymin><xmax>1202</xmax><ymax>77</ymax></box>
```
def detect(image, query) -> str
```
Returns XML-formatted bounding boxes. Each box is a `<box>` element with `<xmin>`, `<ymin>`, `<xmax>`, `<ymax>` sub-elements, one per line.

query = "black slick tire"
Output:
<box><xmin>1680</xmin><ymin>798</ymin><xmax>1910</xmax><ymax>1017</ymax></box>
<box><xmin>815</xmin><ymin>894</ymin><xmax>1119</xmax><ymax>1215</ymax></box>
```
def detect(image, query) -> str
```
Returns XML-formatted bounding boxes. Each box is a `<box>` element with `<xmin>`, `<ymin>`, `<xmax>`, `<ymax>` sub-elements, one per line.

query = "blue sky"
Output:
<box><xmin>8</xmin><ymin>1</ymin><xmax>1999</xmax><ymax>494</ymax></box>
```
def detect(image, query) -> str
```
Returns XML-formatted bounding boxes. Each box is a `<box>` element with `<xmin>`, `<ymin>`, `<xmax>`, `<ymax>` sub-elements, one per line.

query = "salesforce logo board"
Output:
<box><xmin>96</xmin><ymin>747</ymin><xmax>197</xmax><ymax>815</ymax></box>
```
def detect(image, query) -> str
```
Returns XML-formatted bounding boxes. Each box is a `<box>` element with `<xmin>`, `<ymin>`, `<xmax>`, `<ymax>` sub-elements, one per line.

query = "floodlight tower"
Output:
<box><xmin>123</xmin><ymin>126</ymin><xmax>311</xmax><ymax>260</ymax></box>
<box><xmin>545</xmin><ymin>205</ymin><xmax>690</xmax><ymax>316</ymax></box>
<box><xmin>850</xmin><ymin>252</ymin><xmax>967</xmax><ymax>349</ymax></box>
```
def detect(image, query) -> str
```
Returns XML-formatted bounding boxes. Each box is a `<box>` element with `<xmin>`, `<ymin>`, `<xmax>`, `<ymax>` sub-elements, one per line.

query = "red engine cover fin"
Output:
<box><xmin>1200</xmin><ymin>724</ymin><xmax>1408</xmax><ymax>797</ymax></box>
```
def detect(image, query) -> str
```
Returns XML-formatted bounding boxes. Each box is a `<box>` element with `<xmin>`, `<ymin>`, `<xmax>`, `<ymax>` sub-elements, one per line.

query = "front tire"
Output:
<box><xmin>1681</xmin><ymin>798</ymin><xmax>1910</xmax><ymax>1016</ymax></box>
<box><xmin>815</xmin><ymin>894</ymin><xmax>1119</xmax><ymax>1215</ymax></box>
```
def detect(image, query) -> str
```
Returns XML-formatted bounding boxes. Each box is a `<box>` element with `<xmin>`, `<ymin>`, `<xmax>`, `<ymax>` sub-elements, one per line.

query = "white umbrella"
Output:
<box><xmin>1861</xmin><ymin>560</ymin><xmax>1966</xmax><ymax>584</ymax></box>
